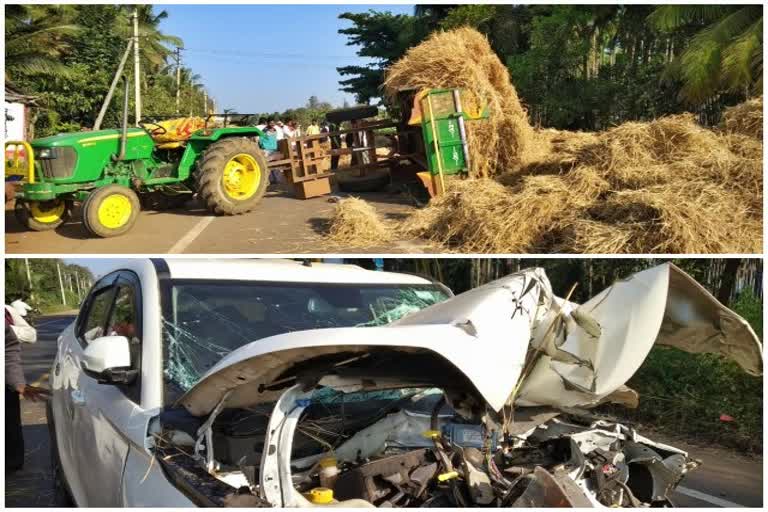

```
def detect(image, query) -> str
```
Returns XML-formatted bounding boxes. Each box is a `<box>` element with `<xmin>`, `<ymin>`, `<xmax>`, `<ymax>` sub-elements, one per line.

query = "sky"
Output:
<box><xmin>157</xmin><ymin>4</ymin><xmax>414</xmax><ymax>113</ymax></box>
<box><xmin>64</xmin><ymin>259</ymin><xmax>123</xmax><ymax>279</ymax></box>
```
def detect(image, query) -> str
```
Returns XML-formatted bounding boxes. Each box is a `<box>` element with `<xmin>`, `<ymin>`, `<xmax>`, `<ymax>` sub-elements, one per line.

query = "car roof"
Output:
<box><xmin>160</xmin><ymin>259</ymin><xmax>434</xmax><ymax>285</ymax></box>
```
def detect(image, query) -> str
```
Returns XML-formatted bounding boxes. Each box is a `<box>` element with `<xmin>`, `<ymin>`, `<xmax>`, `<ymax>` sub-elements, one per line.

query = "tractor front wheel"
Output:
<box><xmin>82</xmin><ymin>185</ymin><xmax>140</xmax><ymax>238</ymax></box>
<box><xmin>195</xmin><ymin>138</ymin><xmax>268</xmax><ymax>215</ymax></box>
<box><xmin>15</xmin><ymin>199</ymin><xmax>72</xmax><ymax>231</ymax></box>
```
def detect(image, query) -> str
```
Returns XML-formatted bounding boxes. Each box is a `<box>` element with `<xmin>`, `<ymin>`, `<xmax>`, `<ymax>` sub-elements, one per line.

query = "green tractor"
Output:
<box><xmin>8</xmin><ymin>82</ymin><xmax>268</xmax><ymax>237</ymax></box>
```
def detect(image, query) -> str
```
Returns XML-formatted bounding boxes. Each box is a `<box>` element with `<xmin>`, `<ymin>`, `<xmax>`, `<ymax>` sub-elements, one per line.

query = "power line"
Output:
<box><xmin>182</xmin><ymin>47</ymin><xmax>366</xmax><ymax>61</ymax></box>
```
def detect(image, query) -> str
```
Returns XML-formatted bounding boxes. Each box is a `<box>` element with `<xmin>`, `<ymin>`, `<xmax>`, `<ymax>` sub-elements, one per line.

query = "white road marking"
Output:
<box><xmin>675</xmin><ymin>486</ymin><xmax>745</xmax><ymax>508</ymax></box>
<box><xmin>168</xmin><ymin>216</ymin><xmax>215</xmax><ymax>254</ymax></box>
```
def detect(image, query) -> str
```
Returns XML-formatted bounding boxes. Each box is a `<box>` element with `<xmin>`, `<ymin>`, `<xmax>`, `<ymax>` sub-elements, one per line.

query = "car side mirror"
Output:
<box><xmin>81</xmin><ymin>335</ymin><xmax>138</xmax><ymax>385</ymax></box>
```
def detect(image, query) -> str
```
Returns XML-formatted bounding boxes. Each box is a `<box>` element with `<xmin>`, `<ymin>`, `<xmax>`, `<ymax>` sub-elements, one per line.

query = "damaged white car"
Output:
<box><xmin>47</xmin><ymin>259</ymin><xmax>762</xmax><ymax>507</ymax></box>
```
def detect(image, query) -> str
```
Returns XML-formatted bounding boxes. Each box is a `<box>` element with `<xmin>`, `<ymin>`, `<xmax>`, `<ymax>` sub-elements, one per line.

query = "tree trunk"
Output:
<box><xmin>716</xmin><ymin>259</ymin><xmax>741</xmax><ymax>306</ymax></box>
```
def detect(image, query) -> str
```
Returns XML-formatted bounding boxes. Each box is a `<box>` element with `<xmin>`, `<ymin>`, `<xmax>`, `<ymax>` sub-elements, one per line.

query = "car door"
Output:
<box><xmin>51</xmin><ymin>273</ymin><xmax>117</xmax><ymax>505</ymax></box>
<box><xmin>68</xmin><ymin>272</ymin><xmax>145</xmax><ymax>506</ymax></box>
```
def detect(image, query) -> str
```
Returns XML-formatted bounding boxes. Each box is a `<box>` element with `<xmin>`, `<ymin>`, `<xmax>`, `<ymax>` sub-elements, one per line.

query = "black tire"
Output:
<box><xmin>46</xmin><ymin>401</ymin><xmax>75</xmax><ymax>506</ymax></box>
<box><xmin>14</xmin><ymin>199</ymin><xmax>72</xmax><ymax>231</ymax></box>
<box><xmin>325</xmin><ymin>105</ymin><xmax>379</xmax><ymax>124</ymax></box>
<box><xmin>336</xmin><ymin>169</ymin><xmax>390</xmax><ymax>193</ymax></box>
<box><xmin>194</xmin><ymin>137</ymin><xmax>269</xmax><ymax>215</ymax></box>
<box><xmin>82</xmin><ymin>185</ymin><xmax>141</xmax><ymax>238</ymax></box>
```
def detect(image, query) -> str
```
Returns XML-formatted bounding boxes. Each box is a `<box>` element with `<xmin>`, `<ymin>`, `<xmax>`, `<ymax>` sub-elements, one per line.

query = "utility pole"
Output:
<box><xmin>24</xmin><ymin>258</ymin><xmax>34</xmax><ymax>300</ymax></box>
<box><xmin>203</xmin><ymin>90</ymin><xmax>208</xmax><ymax>115</ymax></box>
<box><xmin>94</xmin><ymin>41</ymin><xmax>132</xmax><ymax>131</ymax></box>
<box><xmin>56</xmin><ymin>263</ymin><xmax>67</xmax><ymax>306</ymax></box>
<box><xmin>132</xmin><ymin>8</ymin><xmax>142</xmax><ymax>126</ymax></box>
<box><xmin>75</xmin><ymin>272</ymin><xmax>82</xmax><ymax>299</ymax></box>
<box><xmin>175</xmin><ymin>47</ymin><xmax>182</xmax><ymax>114</ymax></box>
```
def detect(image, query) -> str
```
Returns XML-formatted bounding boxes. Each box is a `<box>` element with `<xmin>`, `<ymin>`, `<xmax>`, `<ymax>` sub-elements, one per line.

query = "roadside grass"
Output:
<box><xmin>600</xmin><ymin>290</ymin><xmax>763</xmax><ymax>454</ymax></box>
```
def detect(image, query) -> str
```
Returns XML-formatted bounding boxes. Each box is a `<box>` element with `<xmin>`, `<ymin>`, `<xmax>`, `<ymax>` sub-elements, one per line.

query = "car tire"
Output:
<box><xmin>194</xmin><ymin>138</ymin><xmax>269</xmax><ymax>215</ymax></box>
<box><xmin>82</xmin><ymin>185</ymin><xmax>141</xmax><ymax>238</ymax></box>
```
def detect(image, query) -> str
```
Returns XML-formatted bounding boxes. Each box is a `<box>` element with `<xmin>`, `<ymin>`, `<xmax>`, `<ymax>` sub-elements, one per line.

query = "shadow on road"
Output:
<box><xmin>5</xmin><ymin>423</ymin><xmax>60</xmax><ymax>507</ymax></box>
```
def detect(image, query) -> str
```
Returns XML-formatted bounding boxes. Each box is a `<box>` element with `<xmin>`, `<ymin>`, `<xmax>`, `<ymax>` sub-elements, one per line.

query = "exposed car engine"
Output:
<box><xmin>154</xmin><ymin>387</ymin><xmax>699</xmax><ymax>507</ymax></box>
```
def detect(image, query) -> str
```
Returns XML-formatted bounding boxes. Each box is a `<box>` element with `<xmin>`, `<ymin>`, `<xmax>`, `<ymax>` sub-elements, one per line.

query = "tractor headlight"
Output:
<box><xmin>36</xmin><ymin>148</ymin><xmax>57</xmax><ymax>159</ymax></box>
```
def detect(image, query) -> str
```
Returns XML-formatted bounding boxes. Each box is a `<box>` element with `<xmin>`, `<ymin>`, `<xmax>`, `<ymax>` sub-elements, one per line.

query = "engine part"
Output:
<box><xmin>512</xmin><ymin>467</ymin><xmax>593</xmax><ymax>507</ymax></box>
<box><xmin>624</xmin><ymin>442</ymin><xmax>688</xmax><ymax>503</ymax></box>
<box><xmin>333</xmin><ymin>449</ymin><xmax>429</xmax><ymax>504</ymax></box>
<box><xmin>441</xmin><ymin>423</ymin><xmax>494</xmax><ymax>450</ymax></box>
<box><xmin>319</xmin><ymin>457</ymin><xmax>339</xmax><ymax>489</ymax></box>
<box><xmin>463</xmin><ymin>460</ymin><xmax>495</xmax><ymax>505</ymax></box>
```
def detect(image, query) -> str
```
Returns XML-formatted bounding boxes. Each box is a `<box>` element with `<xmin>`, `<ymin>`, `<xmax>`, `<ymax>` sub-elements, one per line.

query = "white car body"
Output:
<box><xmin>48</xmin><ymin>259</ymin><xmax>762</xmax><ymax>507</ymax></box>
<box><xmin>47</xmin><ymin>259</ymin><xmax>443</xmax><ymax>506</ymax></box>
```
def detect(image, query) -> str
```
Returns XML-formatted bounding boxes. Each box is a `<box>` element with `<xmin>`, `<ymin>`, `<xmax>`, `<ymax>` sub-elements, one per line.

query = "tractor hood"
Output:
<box><xmin>177</xmin><ymin>263</ymin><xmax>762</xmax><ymax>418</ymax></box>
<box><xmin>31</xmin><ymin>128</ymin><xmax>147</xmax><ymax>147</ymax></box>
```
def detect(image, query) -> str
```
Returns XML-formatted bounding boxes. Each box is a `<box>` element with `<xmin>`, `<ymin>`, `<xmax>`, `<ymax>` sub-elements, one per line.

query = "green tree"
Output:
<box><xmin>4</xmin><ymin>4</ymin><xmax>80</xmax><ymax>80</ymax></box>
<box><xmin>650</xmin><ymin>5</ymin><xmax>763</xmax><ymax>104</ymax></box>
<box><xmin>337</xmin><ymin>10</ymin><xmax>437</xmax><ymax>104</ymax></box>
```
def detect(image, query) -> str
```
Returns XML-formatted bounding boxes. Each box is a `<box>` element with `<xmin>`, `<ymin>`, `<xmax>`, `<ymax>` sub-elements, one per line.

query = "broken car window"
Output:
<box><xmin>163</xmin><ymin>282</ymin><xmax>448</xmax><ymax>392</ymax></box>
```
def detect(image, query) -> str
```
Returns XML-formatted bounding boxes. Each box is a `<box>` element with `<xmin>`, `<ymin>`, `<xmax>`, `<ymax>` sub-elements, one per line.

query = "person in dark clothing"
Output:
<box><xmin>327</xmin><ymin>122</ymin><xmax>341</xmax><ymax>170</ymax></box>
<box><xmin>5</xmin><ymin>313</ymin><xmax>48</xmax><ymax>472</ymax></box>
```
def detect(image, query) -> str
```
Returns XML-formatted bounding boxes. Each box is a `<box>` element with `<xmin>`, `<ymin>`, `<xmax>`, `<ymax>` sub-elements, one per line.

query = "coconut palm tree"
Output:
<box><xmin>112</xmin><ymin>5</ymin><xmax>183</xmax><ymax>74</ymax></box>
<box><xmin>4</xmin><ymin>4</ymin><xmax>80</xmax><ymax>80</ymax></box>
<box><xmin>649</xmin><ymin>5</ymin><xmax>762</xmax><ymax>104</ymax></box>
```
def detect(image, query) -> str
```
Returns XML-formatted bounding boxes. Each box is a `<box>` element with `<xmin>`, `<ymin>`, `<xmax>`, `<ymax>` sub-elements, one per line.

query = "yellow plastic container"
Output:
<box><xmin>307</xmin><ymin>487</ymin><xmax>334</xmax><ymax>504</ymax></box>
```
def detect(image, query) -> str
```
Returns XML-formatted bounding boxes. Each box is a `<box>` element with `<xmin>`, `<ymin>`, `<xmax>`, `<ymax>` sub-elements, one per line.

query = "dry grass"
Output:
<box><xmin>722</xmin><ymin>96</ymin><xmax>763</xmax><ymax>139</ymax></box>
<box><xmin>327</xmin><ymin>197</ymin><xmax>392</xmax><ymax>247</ymax></box>
<box><xmin>384</xmin><ymin>27</ymin><xmax>535</xmax><ymax>178</ymax></box>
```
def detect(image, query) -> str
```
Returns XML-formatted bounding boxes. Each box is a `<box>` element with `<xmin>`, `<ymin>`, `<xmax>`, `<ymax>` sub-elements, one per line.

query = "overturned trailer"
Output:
<box><xmin>151</xmin><ymin>263</ymin><xmax>761</xmax><ymax>507</ymax></box>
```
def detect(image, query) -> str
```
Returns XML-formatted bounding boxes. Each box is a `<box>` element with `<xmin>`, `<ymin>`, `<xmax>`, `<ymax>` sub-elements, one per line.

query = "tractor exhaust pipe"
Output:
<box><xmin>113</xmin><ymin>77</ymin><xmax>129</xmax><ymax>162</ymax></box>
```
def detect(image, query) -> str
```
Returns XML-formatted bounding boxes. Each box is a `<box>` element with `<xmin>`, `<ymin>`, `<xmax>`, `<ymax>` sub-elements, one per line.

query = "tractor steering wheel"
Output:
<box><xmin>140</xmin><ymin>121</ymin><xmax>167</xmax><ymax>136</ymax></box>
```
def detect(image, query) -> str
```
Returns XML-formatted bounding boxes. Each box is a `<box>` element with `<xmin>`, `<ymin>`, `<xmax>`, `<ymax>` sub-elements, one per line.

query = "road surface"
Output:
<box><xmin>5</xmin><ymin>313</ymin><xmax>763</xmax><ymax>507</ymax></box>
<box><xmin>6</xmin><ymin>189</ymin><xmax>432</xmax><ymax>255</ymax></box>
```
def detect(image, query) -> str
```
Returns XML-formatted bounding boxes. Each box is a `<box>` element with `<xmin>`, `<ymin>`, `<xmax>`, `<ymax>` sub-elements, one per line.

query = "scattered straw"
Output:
<box><xmin>327</xmin><ymin>197</ymin><xmax>392</xmax><ymax>247</ymax></box>
<box><xmin>402</xmin><ymin>105</ymin><xmax>762</xmax><ymax>254</ymax></box>
<box><xmin>722</xmin><ymin>96</ymin><xmax>763</xmax><ymax>139</ymax></box>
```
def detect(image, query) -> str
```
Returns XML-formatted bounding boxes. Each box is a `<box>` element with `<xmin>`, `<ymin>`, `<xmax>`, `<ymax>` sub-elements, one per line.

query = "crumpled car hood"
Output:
<box><xmin>177</xmin><ymin>263</ymin><xmax>762</xmax><ymax>417</ymax></box>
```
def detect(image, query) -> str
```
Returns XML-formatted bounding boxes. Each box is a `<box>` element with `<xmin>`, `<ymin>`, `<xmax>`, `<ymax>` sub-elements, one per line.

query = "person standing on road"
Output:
<box><xmin>306</xmin><ymin>118</ymin><xmax>321</xmax><ymax>136</ymax></box>
<box><xmin>5</xmin><ymin>311</ymin><xmax>49</xmax><ymax>472</ymax></box>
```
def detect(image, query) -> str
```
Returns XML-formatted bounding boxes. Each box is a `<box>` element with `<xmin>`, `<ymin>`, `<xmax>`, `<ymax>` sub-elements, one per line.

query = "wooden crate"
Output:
<box><xmin>293</xmin><ymin>176</ymin><xmax>331</xmax><ymax>199</ymax></box>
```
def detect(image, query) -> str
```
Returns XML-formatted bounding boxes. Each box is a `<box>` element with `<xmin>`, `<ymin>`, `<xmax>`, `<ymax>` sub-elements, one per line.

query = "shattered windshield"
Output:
<box><xmin>163</xmin><ymin>281</ymin><xmax>449</xmax><ymax>391</ymax></box>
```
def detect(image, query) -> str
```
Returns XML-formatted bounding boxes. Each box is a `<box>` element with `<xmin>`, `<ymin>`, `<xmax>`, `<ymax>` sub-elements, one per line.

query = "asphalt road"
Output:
<box><xmin>4</xmin><ymin>313</ymin><xmax>763</xmax><ymax>507</ymax></box>
<box><xmin>5</xmin><ymin>188</ymin><xmax>432</xmax><ymax>255</ymax></box>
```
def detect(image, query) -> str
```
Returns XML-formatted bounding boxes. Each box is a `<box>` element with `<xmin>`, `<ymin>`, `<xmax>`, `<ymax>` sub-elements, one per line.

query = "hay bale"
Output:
<box><xmin>327</xmin><ymin>197</ymin><xmax>392</xmax><ymax>247</ymax></box>
<box><xmin>384</xmin><ymin>28</ymin><xmax>534</xmax><ymax>178</ymax></box>
<box><xmin>722</xmin><ymin>96</ymin><xmax>763</xmax><ymax>139</ymax></box>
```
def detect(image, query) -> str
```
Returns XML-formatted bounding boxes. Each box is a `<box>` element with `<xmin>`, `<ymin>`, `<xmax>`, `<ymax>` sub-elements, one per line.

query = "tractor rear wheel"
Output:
<box><xmin>15</xmin><ymin>199</ymin><xmax>72</xmax><ymax>231</ymax></box>
<box><xmin>195</xmin><ymin>138</ymin><xmax>268</xmax><ymax>215</ymax></box>
<box><xmin>82</xmin><ymin>185</ymin><xmax>140</xmax><ymax>238</ymax></box>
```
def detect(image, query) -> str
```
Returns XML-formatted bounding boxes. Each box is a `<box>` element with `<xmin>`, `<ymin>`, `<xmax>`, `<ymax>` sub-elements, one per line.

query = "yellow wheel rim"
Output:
<box><xmin>222</xmin><ymin>153</ymin><xmax>261</xmax><ymax>200</ymax></box>
<box><xmin>97</xmin><ymin>194</ymin><xmax>132</xmax><ymax>229</ymax></box>
<box><xmin>30</xmin><ymin>200</ymin><xmax>65</xmax><ymax>224</ymax></box>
